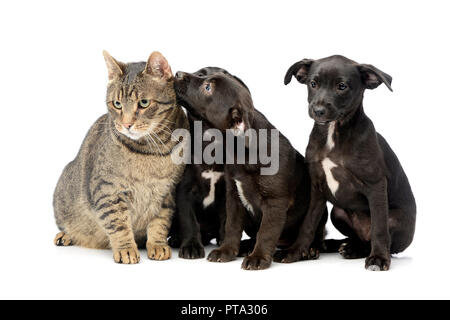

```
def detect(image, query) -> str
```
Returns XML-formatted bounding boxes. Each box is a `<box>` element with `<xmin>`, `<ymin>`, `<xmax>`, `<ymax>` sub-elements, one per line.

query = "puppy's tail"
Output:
<box><xmin>321</xmin><ymin>238</ymin><xmax>348</xmax><ymax>253</ymax></box>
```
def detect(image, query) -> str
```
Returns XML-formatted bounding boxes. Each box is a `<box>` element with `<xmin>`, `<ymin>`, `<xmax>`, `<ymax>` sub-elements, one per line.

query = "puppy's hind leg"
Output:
<box><xmin>338</xmin><ymin>239</ymin><xmax>371</xmax><ymax>259</ymax></box>
<box><xmin>330</xmin><ymin>207</ymin><xmax>371</xmax><ymax>259</ymax></box>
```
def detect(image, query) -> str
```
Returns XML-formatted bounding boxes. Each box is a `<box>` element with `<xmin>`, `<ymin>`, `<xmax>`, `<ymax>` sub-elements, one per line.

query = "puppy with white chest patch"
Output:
<box><xmin>169</xmin><ymin>67</ymin><xmax>256</xmax><ymax>259</ymax></box>
<box><xmin>275</xmin><ymin>55</ymin><xmax>416</xmax><ymax>271</ymax></box>
<box><xmin>174</xmin><ymin>69</ymin><xmax>320</xmax><ymax>270</ymax></box>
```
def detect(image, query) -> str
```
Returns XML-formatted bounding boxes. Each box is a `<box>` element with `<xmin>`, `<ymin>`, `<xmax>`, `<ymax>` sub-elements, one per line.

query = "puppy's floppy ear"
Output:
<box><xmin>357</xmin><ymin>64</ymin><xmax>393</xmax><ymax>92</ymax></box>
<box><xmin>229</xmin><ymin>98</ymin><xmax>254</xmax><ymax>130</ymax></box>
<box><xmin>145</xmin><ymin>51</ymin><xmax>173</xmax><ymax>80</ymax></box>
<box><xmin>284</xmin><ymin>59</ymin><xmax>314</xmax><ymax>85</ymax></box>
<box><xmin>230</xmin><ymin>107</ymin><xmax>242</xmax><ymax>124</ymax></box>
<box><xmin>103</xmin><ymin>50</ymin><xmax>125</xmax><ymax>81</ymax></box>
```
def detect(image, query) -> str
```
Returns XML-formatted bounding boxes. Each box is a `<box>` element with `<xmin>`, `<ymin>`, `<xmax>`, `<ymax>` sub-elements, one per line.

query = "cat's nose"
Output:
<box><xmin>123</xmin><ymin>123</ymin><xmax>133</xmax><ymax>129</ymax></box>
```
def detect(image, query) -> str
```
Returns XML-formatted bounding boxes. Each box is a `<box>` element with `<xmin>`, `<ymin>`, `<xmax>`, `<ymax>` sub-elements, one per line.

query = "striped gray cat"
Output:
<box><xmin>53</xmin><ymin>51</ymin><xmax>188</xmax><ymax>264</ymax></box>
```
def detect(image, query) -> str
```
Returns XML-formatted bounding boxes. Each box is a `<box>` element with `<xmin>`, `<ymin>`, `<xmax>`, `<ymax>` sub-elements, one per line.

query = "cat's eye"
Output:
<box><xmin>337</xmin><ymin>82</ymin><xmax>348</xmax><ymax>91</ymax></box>
<box><xmin>205</xmin><ymin>83</ymin><xmax>211</xmax><ymax>92</ymax></box>
<box><xmin>139</xmin><ymin>99</ymin><xmax>150</xmax><ymax>108</ymax></box>
<box><xmin>113</xmin><ymin>101</ymin><xmax>122</xmax><ymax>109</ymax></box>
<box><xmin>310</xmin><ymin>80</ymin><xmax>317</xmax><ymax>88</ymax></box>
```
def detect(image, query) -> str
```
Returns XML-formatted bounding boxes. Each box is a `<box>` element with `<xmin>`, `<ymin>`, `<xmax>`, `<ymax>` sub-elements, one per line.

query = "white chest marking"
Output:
<box><xmin>231</xmin><ymin>121</ymin><xmax>246</xmax><ymax>136</ymax></box>
<box><xmin>322</xmin><ymin>157</ymin><xmax>339</xmax><ymax>197</ymax></box>
<box><xmin>234</xmin><ymin>179</ymin><xmax>254</xmax><ymax>214</ymax></box>
<box><xmin>201</xmin><ymin>170</ymin><xmax>224</xmax><ymax>208</ymax></box>
<box><xmin>326</xmin><ymin>121</ymin><xmax>336</xmax><ymax>150</ymax></box>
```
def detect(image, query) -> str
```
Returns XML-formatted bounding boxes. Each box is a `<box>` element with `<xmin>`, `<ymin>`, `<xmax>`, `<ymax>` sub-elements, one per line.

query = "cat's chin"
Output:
<box><xmin>119</xmin><ymin>129</ymin><xmax>148</xmax><ymax>141</ymax></box>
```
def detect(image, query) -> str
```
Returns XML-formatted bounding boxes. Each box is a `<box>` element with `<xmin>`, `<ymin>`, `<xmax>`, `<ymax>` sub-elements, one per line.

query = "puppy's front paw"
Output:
<box><xmin>207</xmin><ymin>247</ymin><xmax>237</xmax><ymax>263</ymax></box>
<box><xmin>241</xmin><ymin>254</ymin><xmax>272</xmax><ymax>270</ymax></box>
<box><xmin>147</xmin><ymin>243</ymin><xmax>171</xmax><ymax>261</ymax></box>
<box><xmin>113</xmin><ymin>246</ymin><xmax>140</xmax><ymax>264</ymax></box>
<box><xmin>273</xmin><ymin>249</ymin><xmax>301</xmax><ymax>263</ymax></box>
<box><xmin>179</xmin><ymin>239</ymin><xmax>205</xmax><ymax>259</ymax></box>
<box><xmin>307</xmin><ymin>247</ymin><xmax>320</xmax><ymax>260</ymax></box>
<box><xmin>365</xmin><ymin>254</ymin><xmax>390</xmax><ymax>271</ymax></box>
<box><xmin>273</xmin><ymin>247</ymin><xmax>319</xmax><ymax>263</ymax></box>
<box><xmin>338</xmin><ymin>241</ymin><xmax>370</xmax><ymax>259</ymax></box>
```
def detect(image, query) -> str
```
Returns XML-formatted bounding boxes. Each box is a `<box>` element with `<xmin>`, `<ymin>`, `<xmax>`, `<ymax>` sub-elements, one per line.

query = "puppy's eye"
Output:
<box><xmin>139</xmin><ymin>99</ymin><xmax>150</xmax><ymax>108</ymax></box>
<box><xmin>205</xmin><ymin>83</ymin><xmax>211</xmax><ymax>92</ymax></box>
<box><xmin>310</xmin><ymin>80</ymin><xmax>317</xmax><ymax>88</ymax></box>
<box><xmin>338</xmin><ymin>83</ymin><xmax>348</xmax><ymax>91</ymax></box>
<box><xmin>113</xmin><ymin>101</ymin><xmax>122</xmax><ymax>109</ymax></box>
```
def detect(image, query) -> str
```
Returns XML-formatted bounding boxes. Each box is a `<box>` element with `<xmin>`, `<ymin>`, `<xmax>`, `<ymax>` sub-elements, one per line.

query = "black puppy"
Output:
<box><xmin>174</xmin><ymin>70</ymin><xmax>318</xmax><ymax>270</ymax></box>
<box><xmin>169</xmin><ymin>67</ymin><xmax>253</xmax><ymax>259</ymax></box>
<box><xmin>276</xmin><ymin>55</ymin><xmax>416</xmax><ymax>271</ymax></box>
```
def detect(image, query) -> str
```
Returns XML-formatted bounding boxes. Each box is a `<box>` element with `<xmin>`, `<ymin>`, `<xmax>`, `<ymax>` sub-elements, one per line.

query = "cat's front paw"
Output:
<box><xmin>113</xmin><ymin>246</ymin><xmax>140</xmax><ymax>264</ymax></box>
<box><xmin>54</xmin><ymin>231</ymin><xmax>73</xmax><ymax>246</ymax></box>
<box><xmin>147</xmin><ymin>243</ymin><xmax>171</xmax><ymax>261</ymax></box>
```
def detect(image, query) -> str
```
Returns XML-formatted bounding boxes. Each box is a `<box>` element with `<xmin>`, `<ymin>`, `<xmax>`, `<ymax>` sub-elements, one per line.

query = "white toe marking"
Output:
<box><xmin>201</xmin><ymin>170</ymin><xmax>224</xmax><ymax>208</ymax></box>
<box><xmin>326</xmin><ymin>121</ymin><xmax>336</xmax><ymax>150</ymax></box>
<box><xmin>234</xmin><ymin>179</ymin><xmax>254</xmax><ymax>214</ymax></box>
<box><xmin>322</xmin><ymin>157</ymin><xmax>339</xmax><ymax>197</ymax></box>
<box><xmin>367</xmin><ymin>265</ymin><xmax>381</xmax><ymax>271</ymax></box>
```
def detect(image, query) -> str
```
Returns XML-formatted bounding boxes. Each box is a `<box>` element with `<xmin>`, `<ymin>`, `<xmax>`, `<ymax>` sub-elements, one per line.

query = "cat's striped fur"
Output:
<box><xmin>53</xmin><ymin>52</ymin><xmax>188</xmax><ymax>264</ymax></box>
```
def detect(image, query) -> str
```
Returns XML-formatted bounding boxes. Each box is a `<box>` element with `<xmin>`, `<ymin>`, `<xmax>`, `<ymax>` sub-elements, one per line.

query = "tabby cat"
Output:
<box><xmin>53</xmin><ymin>51</ymin><xmax>188</xmax><ymax>264</ymax></box>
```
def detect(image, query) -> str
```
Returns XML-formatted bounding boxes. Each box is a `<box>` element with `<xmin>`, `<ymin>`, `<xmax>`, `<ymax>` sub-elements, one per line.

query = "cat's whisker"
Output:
<box><xmin>150</xmin><ymin>131</ymin><xmax>167</xmax><ymax>151</ymax></box>
<box><xmin>154</xmin><ymin>122</ymin><xmax>175</xmax><ymax>134</ymax></box>
<box><xmin>154</xmin><ymin>121</ymin><xmax>173</xmax><ymax>129</ymax></box>
<box><xmin>159</xmin><ymin>119</ymin><xmax>176</xmax><ymax>126</ymax></box>
<box><xmin>152</xmin><ymin>125</ymin><xmax>173</xmax><ymax>138</ymax></box>
<box><xmin>146</xmin><ymin>133</ymin><xmax>164</xmax><ymax>156</ymax></box>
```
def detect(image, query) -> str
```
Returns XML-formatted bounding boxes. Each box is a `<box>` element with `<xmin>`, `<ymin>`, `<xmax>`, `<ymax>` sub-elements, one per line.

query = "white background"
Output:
<box><xmin>0</xmin><ymin>0</ymin><xmax>449</xmax><ymax>300</ymax></box>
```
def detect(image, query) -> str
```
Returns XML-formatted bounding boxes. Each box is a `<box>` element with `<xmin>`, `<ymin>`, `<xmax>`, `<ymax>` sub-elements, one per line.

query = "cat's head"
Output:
<box><xmin>103</xmin><ymin>51</ymin><xmax>176</xmax><ymax>141</ymax></box>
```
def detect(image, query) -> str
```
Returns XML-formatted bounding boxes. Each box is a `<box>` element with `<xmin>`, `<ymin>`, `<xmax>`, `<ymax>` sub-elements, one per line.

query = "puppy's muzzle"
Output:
<box><xmin>310</xmin><ymin>103</ymin><xmax>335</xmax><ymax>124</ymax></box>
<box><xmin>174</xmin><ymin>71</ymin><xmax>190</xmax><ymax>96</ymax></box>
<box><xmin>175</xmin><ymin>71</ymin><xmax>187</xmax><ymax>80</ymax></box>
<box><xmin>313</xmin><ymin>105</ymin><xmax>326</xmax><ymax>118</ymax></box>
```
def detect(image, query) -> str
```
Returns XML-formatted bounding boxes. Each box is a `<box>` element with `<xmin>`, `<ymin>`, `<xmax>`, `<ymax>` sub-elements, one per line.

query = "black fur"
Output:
<box><xmin>169</xmin><ymin>67</ymin><xmax>250</xmax><ymax>259</ymax></box>
<box><xmin>275</xmin><ymin>55</ymin><xmax>416</xmax><ymax>271</ymax></box>
<box><xmin>174</xmin><ymin>69</ymin><xmax>319</xmax><ymax>270</ymax></box>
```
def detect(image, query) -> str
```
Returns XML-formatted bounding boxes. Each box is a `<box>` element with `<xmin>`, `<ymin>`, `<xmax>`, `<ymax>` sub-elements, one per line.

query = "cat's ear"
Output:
<box><xmin>145</xmin><ymin>51</ymin><xmax>173</xmax><ymax>80</ymax></box>
<box><xmin>103</xmin><ymin>50</ymin><xmax>125</xmax><ymax>81</ymax></box>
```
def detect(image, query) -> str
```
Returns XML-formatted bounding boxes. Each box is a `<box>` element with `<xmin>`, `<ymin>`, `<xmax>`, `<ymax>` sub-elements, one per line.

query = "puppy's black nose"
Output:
<box><xmin>313</xmin><ymin>105</ymin><xmax>326</xmax><ymax>117</ymax></box>
<box><xmin>175</xmin><ymin>71</ymin><xmax>185</xmax><ymax>80</ymax></box>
